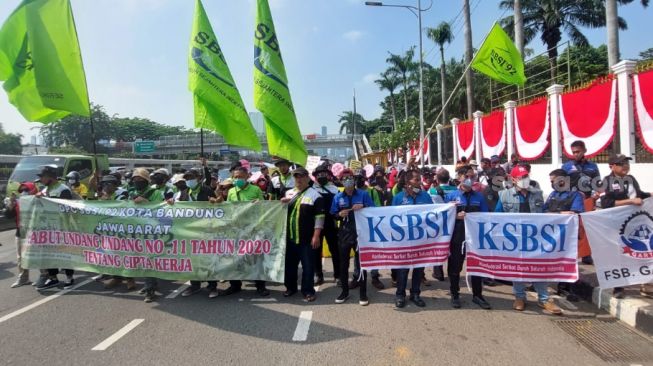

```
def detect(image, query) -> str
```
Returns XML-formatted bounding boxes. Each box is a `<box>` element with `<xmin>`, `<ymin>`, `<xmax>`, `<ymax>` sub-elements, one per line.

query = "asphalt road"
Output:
<box><xmin>0</xmin><ymin>229</ymin><xmax>651</xmax><ymax>366</ymax></box>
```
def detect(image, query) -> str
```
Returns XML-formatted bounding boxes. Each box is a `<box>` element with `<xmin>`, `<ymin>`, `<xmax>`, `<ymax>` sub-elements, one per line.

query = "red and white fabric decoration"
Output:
<box><xmin>559</xmin><ymin>79</ymin><xmax>617</xmax><ymax>158</ymax></box>
<box><xmin>480</xmin><ymin>110</ymin><xmax>505</xmax><ymax>158</ymax></box>
<box><xmin>456</xmin><ymin>120</ymin><xmax>474</xmax><ymax>160</ymax></box>
<box><xmin>514</xmin><ymin>98</ymin><xmax>549</xmax><ymax>160</ymax></box>
<box><xmin>633</xmin><ymin>69</ymin><xmax>653</xmax><ymax>154</ymax></box>
<box><xmin>416</xmin><ymin>137</ymin><xmax>429</xmax><ymax>164</ymax></box>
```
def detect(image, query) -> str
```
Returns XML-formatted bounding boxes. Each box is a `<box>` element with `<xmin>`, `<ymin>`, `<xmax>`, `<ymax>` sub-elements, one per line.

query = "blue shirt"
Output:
<box><xmin>392</xmin><ymin>190</ymin><xmax>433</xmax><ymax>206</ymax></box>
<box><xmin>561</xmin><ymin>160</ymin><xmax>600</xmax><ymax>177</ymax></box>
<box><xmin>494</xmin><ymin>191</ymin><xmax>528</xmax><ymax>212</ymax></box>
<box><xmin>543</xmin><ymin>190</ymin><xmax>585</xmax><ymax>213</ymax></box>
<box><xmin>330</xmin><ymin>188</ymin><xmax>376</xmax><ymax>215</ymax></box>
<box><xmin>445</xmin><ymin>189</ymin><xmax>489</xmax><ymax>212</ymax></box>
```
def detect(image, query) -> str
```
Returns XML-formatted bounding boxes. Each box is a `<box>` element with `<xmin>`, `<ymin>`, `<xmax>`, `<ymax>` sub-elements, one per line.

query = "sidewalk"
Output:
<box><xmin>575</xmin><ymin>262</ymin><xmax>653</xmax><ymax>336</ymax></box>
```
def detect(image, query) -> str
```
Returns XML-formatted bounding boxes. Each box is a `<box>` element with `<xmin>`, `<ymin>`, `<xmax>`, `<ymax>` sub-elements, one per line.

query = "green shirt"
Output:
<box><xmin>227</xmin><ymin>183</ymin><xmax>263</xmax><ymax>202</ymax></box>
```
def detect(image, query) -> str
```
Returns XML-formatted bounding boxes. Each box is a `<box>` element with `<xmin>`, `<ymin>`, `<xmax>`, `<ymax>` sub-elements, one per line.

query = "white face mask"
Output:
<box><xmin>186</xmin><ymin>179</ymin><xmax>198</xmax><ymax>189</ymax></box>
<box><xmin>515</xmin><ymin>177</ymin><xmax>531</xmax><ymax>189</ymax></box>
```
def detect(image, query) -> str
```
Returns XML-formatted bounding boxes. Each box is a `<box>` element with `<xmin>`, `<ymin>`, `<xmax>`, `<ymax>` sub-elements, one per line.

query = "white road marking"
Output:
<box><xmin>0</xmin><ymin>278</ymin><xmax>93</xmax><ymax>324</ymax></box>
<box><xmin>292</xmin><ymin>311</ymin><xmax>313</xmax><ymax>342</ymax></box>
<box><xmin>165</xmin><ymin>282</ymin><xmax>190</xmax><ymax>299</ymax></box>
<box><xmin>251</xmin><ymin>298</ymin><xmax>277</xmax><ymax>302</ymax></box>
<box><xmin>92</xmin><ymin>319</ymin><xmax>144</xmax><ymax>351</ymax></box>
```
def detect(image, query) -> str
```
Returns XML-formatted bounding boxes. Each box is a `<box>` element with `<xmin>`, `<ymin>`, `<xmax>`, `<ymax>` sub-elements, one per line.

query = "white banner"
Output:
<box><xmin>581</xmin><ymin>199</ymin><xmax>653</xmax><ymax>289</ymax></box>
<box><xmin>464</xmin><ymin>213</ymin><xmax>579</xmax><ymax>282</ymax></box>
<box><xmin>354</xmin><ymin>204</ymin><xmax>456</xmax><ymax>270</ymax></box>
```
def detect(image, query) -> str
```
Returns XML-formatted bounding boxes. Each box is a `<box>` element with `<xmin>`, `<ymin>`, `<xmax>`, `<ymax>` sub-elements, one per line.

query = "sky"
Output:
<box><xmin>0</xmin><ymin>0</ymin><xmax>651</xmax><ymax>143</ymax></box>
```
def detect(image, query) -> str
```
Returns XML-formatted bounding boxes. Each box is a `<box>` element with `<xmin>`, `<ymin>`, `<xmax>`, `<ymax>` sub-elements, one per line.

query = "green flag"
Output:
<box><xmin>0</xmin><ymin>0</ymin><xmax>90</xmax><ymax>123</ymax></box>
<box><xmin>253</xmin><ymin>0</ymin><xmax>307</xmax><ymax>166</ymax></box>
<box><xmin>471</xmin><ymin>23</ymin><xmax>526</xmax><ymax>86</ymax></box>
<box><xmin>189</xmin><ymin>0</ymin><xmax>261</xmax><ymax>151</ymax></box>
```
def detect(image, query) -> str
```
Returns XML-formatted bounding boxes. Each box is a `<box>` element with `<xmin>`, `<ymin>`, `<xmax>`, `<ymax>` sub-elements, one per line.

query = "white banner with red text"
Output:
<box><xmin>354</xmin><ymin>204</ymin><xmax>456</xmax><ymax>270</ymax></box>
<box><xmin>464</xmin><ymin>213</ymin><xmax>579</xmax><ymax>282</ymax></box>
<box><xmin>581</xmin><ymin>199</ymin><xmax>653</xmax><ymax>289</ymax></box>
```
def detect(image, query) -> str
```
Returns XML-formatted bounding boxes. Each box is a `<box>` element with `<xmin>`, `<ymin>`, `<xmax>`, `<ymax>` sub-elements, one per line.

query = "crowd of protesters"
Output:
<box><xmin>5</xmin><ymin>139</ymin><xmax>653</xmax><ymax>311</ymax></box>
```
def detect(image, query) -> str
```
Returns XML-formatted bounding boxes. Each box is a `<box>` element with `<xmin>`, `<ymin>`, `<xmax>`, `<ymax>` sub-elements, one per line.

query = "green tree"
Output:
<box><xmin>111</xmin><ymin>117</ymin><xmax>188</xmax><ymax>141</ymax></box>
<box><xmin>375</xmin><ymin>70</ymin><xmax>401</xmax><ymax>130</ymax></box>
<box><xmin>427</xmin><ymin>22</ymin><xmax>454</xmax><ymax>126</ymax></box>
<box><xmin>500</xmin><ymin>0</ymin><xmax>619</xmax><ymax>80</ymax></box>
<box><xmin>337</xmin><ymin>111</ymin><xmax>366</xmax><ymax>134</ymax></box>
<box><xmin>40</xmin><ymin>104</ymin><xmax>111</xmax><ymax>153</ymax></box>
<box><xmin>386</xmin><ymin>47</ymin><xmax>417</xmax><ymax>121</ymax></box>
<box><xmin>0</xmin><ymin>124</ymin><xmax>23</xmax><ymax>154</ymax></box>
<box><xmin>639</xmin><ymin>47</ymin><xmax>653</xmax><ymax>60</ymax></box>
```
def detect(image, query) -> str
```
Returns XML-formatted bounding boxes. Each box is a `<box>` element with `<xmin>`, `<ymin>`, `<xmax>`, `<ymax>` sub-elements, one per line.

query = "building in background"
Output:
<box><xmin>321</xmin><ymin>126</ymin><xmax>327</xmax><ymax>136</ymax></box>
<box><xmin>248</xmin><ymin>112</ymin><xmax>265</xmax><ymax>136</ymax></box>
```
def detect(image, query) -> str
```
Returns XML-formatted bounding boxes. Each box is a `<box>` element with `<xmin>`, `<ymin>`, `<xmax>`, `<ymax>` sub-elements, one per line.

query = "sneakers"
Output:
<box><xmin>538</xmin><ymin>299</ymin><xmax>563</xmax><ymax>315</ymax></box>
<box><xmin>335</xmin><ymin>292</ymin><xmax>349</xmax><ymax>304</ymax></box>
<box><xmin>181</xmin><ymin>286</ymin><xmax>201</xmax><ymax>297</ymax></box>
<box><xmin>256</xmin><ymin>287</ymin><xmax>270</xmax><ymax>297</ymax></box>
<box><xmin>395</xmin><ymin>296</ymin><xmax>406</xmax><ymax>308</ymax></box>
<box><xmin>221</xmin><ymin>286</ymin><xmax>241</xmax><ymax>296</ymax></box>
<box><xmin>513</xmin><ymin>298</ymin><xmax>526</xmax><ymax>311</ymax></box>
<box><xmin>144</xmin><ymin>289</ymin><xmax>156</xmax><ymax>303</ymax></box>
<box><xmin>359</xmin><ymin>296</ymin><xmax>369</xmax><ymax>306</ymax></box>
<box><xmin>314</xmin><ymin>274</ymin><xmax>325</xmax><ymax>286</ymax></box>
<box><xmin>472</xmin><ymin>296</ymin><xmax>491</xmax><ymax>310</ymax></box>
<box><xmin>63</xmin><ymin>276</ymin><xmax>75</xmax><ymax>289</ymax></box>
<box><xmin>208</xmin><ymin>288</ymin><xmax>220</xmax><ymax>299</ymax></box>
<box><xmin>10</xmin><ymin>278</ymin><xmax>31</xmax><ymax>288</ymax></box>
<box><xmin>33</xmin><ymin>275</ymin><xmax>47</xmax><ymax>288</ymax></box>
<box><xmin>371</xmin><ymin>277</ymin><xmax>384</xmax><ymax>290</ymax></box>
<box><xmin>36</xmin><ymin>278</ymin><xmax>59</xmax><ymax>290</ymax></box>
<box><xmin>104</xmin><ymin>278</ymin><xmax>123</xmax><ymax>289</ymax></box>
<box><xmin>451</xmin><ymin>295</ymin><xmax>461</xmax><ymax>309</ymax></box>
<box><xmin>410</xmin><ymin>294</ymin><xmax>426</xmax><ymax>307</ymax></box>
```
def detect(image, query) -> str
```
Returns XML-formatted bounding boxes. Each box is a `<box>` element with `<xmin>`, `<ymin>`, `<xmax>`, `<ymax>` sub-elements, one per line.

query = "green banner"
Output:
<box><xmin>189</xmin><ymin>0</ymin><xmax>261</xmax><ymax>151</ymax></box>
<box><xmin>19</xmin><ymin>197</ymin><xmax>287</xmax><ymax>282</ymax></box>
<box><xmin>471</xmin><ymin>23</ymin><xmax>526</xmax><ymax>86</ymax></box>
<box><xmin>253</xmin><ymin>0</ymin><xmax>307</xmax><ymax>166</ymax></box>
<box><xmin>0</xmin><ymin>0</ymin><xmax>90</xmax><ymax>123</ymax></box>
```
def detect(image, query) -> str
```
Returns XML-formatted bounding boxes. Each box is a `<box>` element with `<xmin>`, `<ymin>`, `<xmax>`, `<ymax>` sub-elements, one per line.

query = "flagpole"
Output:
<box><xmin>200</xmin><ymin>128</ymin><xmax>205</xmax><ymax>158</ymax></box>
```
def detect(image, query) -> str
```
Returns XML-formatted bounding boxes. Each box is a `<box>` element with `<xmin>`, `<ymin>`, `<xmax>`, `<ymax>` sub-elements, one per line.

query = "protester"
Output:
<box><xmin>282</xmin><ymin>167</ymin><xmax>325</xmax><ymax>302</ymax></box>
<box><xmin>331</xmin><ymin>168</ymin><xmax>375</xmax><ymax>305</ymax></box>
<box><xmin>35</xmin><ymin>166</ymin><xmax>76</xmax><ymax>290</ymax></box>
<box><xmin>391</xmin><ymin>169</ymin><xmax>432</xmax><ymax>308</ymax></box>
<box><xmin>495</xmin><ymin>165</ymin><xmax>562</xmax><ymax>315</ymax></box>
<box><xmin>66</xmin><ymin>171</ymin><xmax>88</xmax><ymax>199</ymax></box>
<box><xmin>269</xmin><ymin>158</ymin><xmax>295</xmax><ymax>199</ymax></box>
<box><xmin>503</xmin><ymin>153</ymin><xmax>519</xmax><ymax>174</ymax></box>
<box><xmin>600</xmin><ymin>154</ymin><xmax>653</xmax><ymax>299</ymax></box>
<box><xmin>444</xmin><ymin>175</ymin><xmax>492</xmax><ymax>309</ymax></box>
<box><xmin>543</xmin><ymin>169</ymin><xmax>585</xmax><ymax>302</ymax></box>
<box><xmin>311</xmin><ymin>164</ymin><xmax>340</xmax><ymax>286</ymax></box>
<box><xmin>6</xmin><ymin>182</ymin><xmax>38</xmax><ymax>288</ymax></box>
<box><xmin>150</xmin><ymin>168</ymin><xmax>174</xmax><ymax>200</ymax></box>
<box><xmin>478</xmin><ymin>158</ymin><xmax>492</xmax><ymax>185</ymax></box>
<box><xmin>431</xmin><ymin>168</ymin><xmax>457</xmax><ymax>281</ymax></box>
<box><xmin>223</xmin><ymin>166</ymin><xmax>270</xmax><ymax>297</ymax></box>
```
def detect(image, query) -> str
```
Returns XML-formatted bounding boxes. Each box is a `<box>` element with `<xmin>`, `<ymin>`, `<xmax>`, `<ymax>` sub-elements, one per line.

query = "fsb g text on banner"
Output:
<box><xmin>464</xmin><ymin>213</ymin><xmax>579</xmax><ymax>282</ymax></box>
<box><xmin>355</xmin><ymin>204</ymin><xmax>456</xmax><ymax>270</ymax></box>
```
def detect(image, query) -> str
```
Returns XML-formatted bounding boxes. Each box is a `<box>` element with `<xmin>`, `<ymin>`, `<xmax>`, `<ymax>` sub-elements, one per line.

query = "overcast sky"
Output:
<box><xmin>0</xmin><ymin>0</ymin><xmax>650</xmax><ymax>143</ymax></box>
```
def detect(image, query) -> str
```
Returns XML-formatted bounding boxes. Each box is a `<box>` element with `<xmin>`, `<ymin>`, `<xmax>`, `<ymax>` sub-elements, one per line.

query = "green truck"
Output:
<box><xmin>6</xmin><ymin>154</ymin><xmax>109</xmax><ymax>197</ymax></box>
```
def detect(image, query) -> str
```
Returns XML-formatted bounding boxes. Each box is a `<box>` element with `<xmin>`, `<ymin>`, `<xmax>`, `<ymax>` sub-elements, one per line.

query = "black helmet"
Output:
<box><xmin>66</xmin><ymin>171</ymin><xmax>81</xmax><ymax>182</ymax></box>
<box><xmin>37</xmin><ymin>165</ymin><xmax>59</xmax><ymax>178</ymax></box>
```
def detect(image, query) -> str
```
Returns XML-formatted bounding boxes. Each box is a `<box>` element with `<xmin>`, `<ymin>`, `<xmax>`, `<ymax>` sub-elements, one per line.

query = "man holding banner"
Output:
<box><xmin>444</xmin><ymin>169</ymin><xmax>491</xmax><ymax>310</ymax></box>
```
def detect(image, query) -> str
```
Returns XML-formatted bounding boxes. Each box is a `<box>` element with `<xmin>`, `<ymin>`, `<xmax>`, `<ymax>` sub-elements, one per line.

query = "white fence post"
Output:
<box><xmin>504</xmin><ymin>101</ymin><xmax>517</xmax><ymax>159</ymax></box>
<box><xmin>473</xmin><ymin>111</ymin><xmax>483</xmax><ymax>161</ymax></box>
<box><xmin>546</xmin><ymin>84</ymin><xmax>565</xmax><ymax>167</ymax></box>
<box><xmin>611</xmin><ymin>60</ymin><xmax>638</xmax><ymax>162</ymax></box>
<box><xmin>451</xmin><ymin>118</ymin><xmax>460</xmax><ymax>164</ymax></box>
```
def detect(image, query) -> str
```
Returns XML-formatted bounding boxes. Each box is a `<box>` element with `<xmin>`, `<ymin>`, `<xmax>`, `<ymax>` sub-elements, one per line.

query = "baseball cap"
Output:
<box><xmin>510</xmin><ymin>165</ymin><xmax>529</xmax><ymax>178</ymax></box>
<box><xmin>608</xmin><ymin>153</ymin><xmax>632</xmax><ymax>165</ymax></box>
<box><xmin>292</xmin><ymin>167</ymin><xmax>309</xmax><ymax>176</ymax></box>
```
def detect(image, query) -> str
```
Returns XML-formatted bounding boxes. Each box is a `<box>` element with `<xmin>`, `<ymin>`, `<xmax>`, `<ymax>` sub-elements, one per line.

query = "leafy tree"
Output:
<box><xmin>640</xmin><ymin>47</ymin><xmax>653</xmax><ymax>60</ymax></box>
<box><xmin>0</xmin><ymin>123</ymin><xmax>22</xmax><ymax>154</ymax></box>
<box><xmin>40</xmin><ymin>104</ymin><xmax>111</xmax><ymax>153</ymax></box>
<box><xmin>111</xmin><ymin>117</ymin><xmax>188</xmax><ymax>141</ymax></box>
<box><xmin>375</xmin><ymin>70</ymin><xmax>401</xmax><ymax>129</ymax></box>
<box><xmin>337</xmin><ymin>111</ymin><xmax>367</xmax><ymax>134</ymax></box>
<box><xmin>427</xmin><ymin>22</ymin><xmax>454</xmax><ymax>126</ymax></box>
<box><xmin>386</xmin><ymin>47</ymin><xmax>417</xmax><ymax>120</ymax></box>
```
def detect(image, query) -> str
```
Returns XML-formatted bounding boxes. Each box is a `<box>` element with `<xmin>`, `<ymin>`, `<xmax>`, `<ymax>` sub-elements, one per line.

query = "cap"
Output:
<box><xmin>608</xmin><ymin>153</ymin><xmax>632</xmax><ymax>165</ymax></box>
<box><xmin>171</xmin><ymin>174</ymin><xmax>186</xmax><ymax>185</ymax></box>
<box><xmin>100</xmin><ymin>175</ymin><xmax>119</xmax><ymax>184</ymax></box>
<box><xmin>152</xmin><ymin>168</ymin><xmax>169</xmax><ymax>176</ymax></box>
<box><xmin>490</xmin><ymin>155</ymin><xmax>500</xmax><ymax>162</ymax></box>
<box><xmin>132</xmin><ymin>168</ymin><xmax>151</xmax><ymax>182</ymax></box>
<box><xmin>219</xmin><ymin>178</ymin><xmax>233</xmax><ymax>187</ymax></box>
<box><xmin>273</xmin><ymin>158</ymin><xmax>291</xmax><ymax>166</ymax></box>
<box><xmin>292</xmin><ymin>167</ymin><xmax>309</xmax><ymax>176</ymax></box>
<box><xmin>468</xmin><ymin>160</ymin><xmax>479</xmax><ymax>166</ymax></box>
<box><xmin>37</xmin><ymin>165</ymin><xmax>59</xmax><ymax>178</ymax></box>
<box><xmin>312</xmin><ymin>164</ymin><xmax>331</xmax><ymax>177</ymax></box>
<box><xmin>481</xmin><ymin>157</ymin><xmax>491</xmax><ymax>164</ymax></box>
<box><xmin>510</xmin><ymin>165</ymin><xmax>529</xmax><ymax>178</ymax></box>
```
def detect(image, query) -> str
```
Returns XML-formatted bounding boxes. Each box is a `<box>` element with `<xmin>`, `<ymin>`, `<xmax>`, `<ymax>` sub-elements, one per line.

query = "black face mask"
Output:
<box><xmin>375</xmin><ymin>177</ymin><xmax>386</xmax><ymax>188</ymax></box>
<box><xmin>133</xmin><ymin>180</ymin><xmax>148</xmax><ymax>191</ymax></box>
<box><xmin>151</xmin><ymin>175</ymin><xmax>165</xmax><ymax>185</ymax></box>
<box><xmin>317</xmin><ymin>177</ymin><xmax>329</xmax><ymax>186</ymax></box>
<box><xmin>355</xmin><ymin>177</ymin><xmax>365</xmax><ymax>189</ymax></box>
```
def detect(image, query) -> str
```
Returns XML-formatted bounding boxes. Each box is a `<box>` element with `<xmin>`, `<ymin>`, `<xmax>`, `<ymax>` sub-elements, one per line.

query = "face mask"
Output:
<box><xmin>516</xmin><ymin>177</ymin><xmax>531</xmax><ymax>189</ymax></box>
<box><xmin>317</xmin><ymin>177</ymin><xmax>329</xmax><ymax>186</ymax></box>
<box><xmin>462</xmin><ymin>178</ymin><xmax>473</xmax><ymax>188</ymax></box>
<box><xmin>411</xmin><ymin>187</ymin><xmax>421</xmax><ymax>194</ymax></box>
<box><xmin>67</xmin><ymin>179</ymin><xmax>76</xmax><ymax>186</ymax></box>
<box><xmin>133</xmin><ymin>180</ymin><xmax>148</xmax><ymax>191</ymax></box>
<box><xmin>186</xmin><ymin>179</ymin><xmax>198</xmax><ymax>189</ymax></box>
<box><xmin>234</xmin><ymin>179</ymin><xmax>246</xmax><ymax>189</ymax></box>
<box><xmin>152</xmin><ymin>175</ymin><xmax>165</xmax><ymax>185</ymax></box>
<box><xmin>343</xmin><ymin>178</ymin><xmax>354</xmax><ymax>189</ymax></box>
<box><xmin>503</xmin><ymin>180</ymin><xmax>513</xmax><ymax>189</ymax></box>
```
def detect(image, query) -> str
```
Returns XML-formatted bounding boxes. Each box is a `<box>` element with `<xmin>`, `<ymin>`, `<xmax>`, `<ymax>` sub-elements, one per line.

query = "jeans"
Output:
<box><xmin>15</xmin><ymin>236</ymin><xmax>29</xmax><ymax>281</ymax></box>
<box><xmin>284</xmin><ymin>240</ymin><xmax>315</xmax><ymax>296</ymax></box>
<box><xmin>315</xmin><ymin>221</ymin><xmax>339</xmax><ymax>279</ymax></box>
<box><xmin>339</xmin><ymin>239</ymin><xmax>367</xmax><ymax>297</ymax></box>
<box><xmin>395</xmin><ymin>268</ymin><xmax>424</xmax><ymax>298</ymax></box>
<box><xmin>513</xmin><ymin>281</ymin><xmax>549</xmax><ymax>303</ymax></box>
<box><xmin>190</xmin><ymin>281</ymin><xmax>217</xmax><ymax>290</ymax></box>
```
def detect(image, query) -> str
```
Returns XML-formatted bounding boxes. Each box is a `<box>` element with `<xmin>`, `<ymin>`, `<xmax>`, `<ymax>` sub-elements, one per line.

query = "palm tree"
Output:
<box><xmin>606</xmin><ymin>0</ymin><xmax>649</xmax><ymax>67</ymax></box>
<box><xmin>500</xmin><ymin>0</ymin><xmax>620</xmax><ymax>80</ymax></box>
<box><xmin>463</xmin><ymin>0</ymin><xmax>474</xmax><ymax>119</ymax></box>
<box><xmin>375</xmin><ymin>71</ymin><xmax>401</xmax><ymax>130</ymax></box>
<box><xmin>427</xmin><ymin>22</ymin><xmax>454</xmax><ymax>126</ymax></box>
<box><xmin>338</xmin><ymin>111</ymin><xmax>366</xmax><ymax>135</ymax></box>
<box><xmin>386</xmin><ymin>47</ymin><xmax>416</xmax><ymax>121</ymax></box>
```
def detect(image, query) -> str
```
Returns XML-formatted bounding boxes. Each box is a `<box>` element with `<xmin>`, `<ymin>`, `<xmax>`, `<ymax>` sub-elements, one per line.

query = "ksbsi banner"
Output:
<box><xmin>20</xmin><ymin>197</ymin><xmax>287</xmax><ymax>282</ymax></box>
<box><xmin>581</xmin><ymin>199</ymin><xmax>653</xmax><ymax>289</ymax></box>
<box><xmin>465</xmin><ymin>213</ymin><xmax>579</xmax><ymax>282</ymax></box>
<box><xmin>354</xmin><ymin>204</ymin><xmax>456</xmax><ymax>270</ymax></box>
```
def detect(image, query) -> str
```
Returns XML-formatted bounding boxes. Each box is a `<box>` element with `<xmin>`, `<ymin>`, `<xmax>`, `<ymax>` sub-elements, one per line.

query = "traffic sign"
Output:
<box><xmin>134</xmin><ymin>141</ymin><xmax>156</xmax><ymax>153</ymax></box>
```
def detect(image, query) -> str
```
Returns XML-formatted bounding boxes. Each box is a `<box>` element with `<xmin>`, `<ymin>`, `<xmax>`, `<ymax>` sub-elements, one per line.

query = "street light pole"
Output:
<box><xmin>365</xmin><ymin>0</ymin><xmax>431</xmax><ymax>167</ymax></box>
